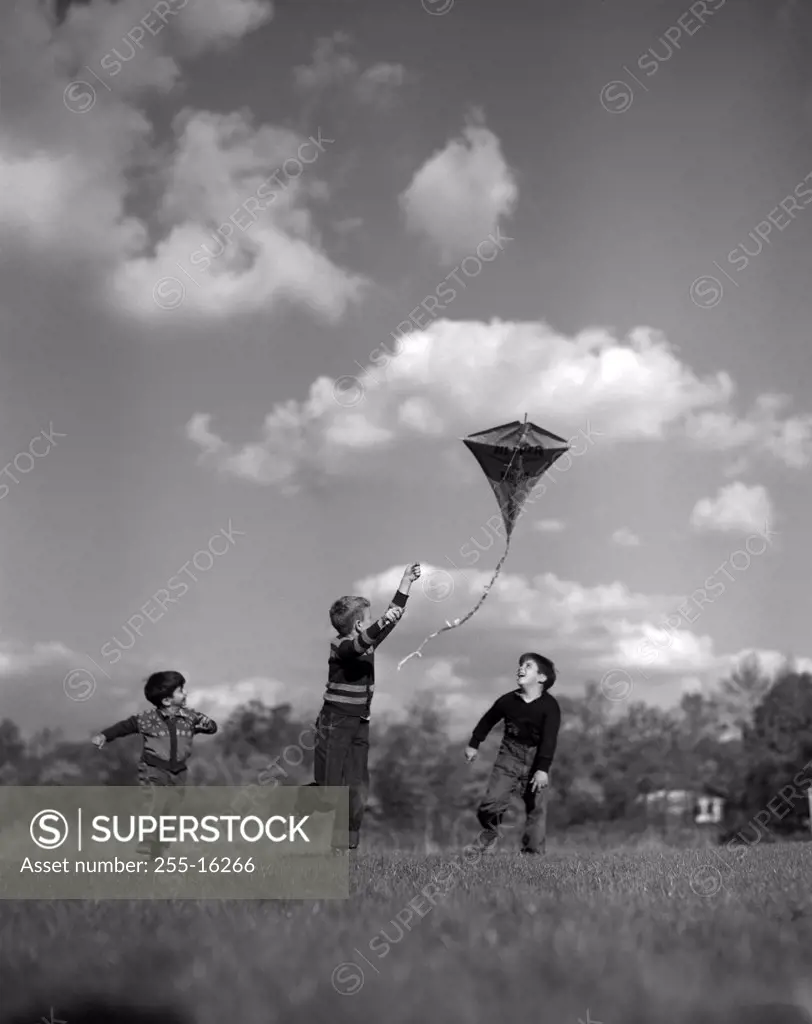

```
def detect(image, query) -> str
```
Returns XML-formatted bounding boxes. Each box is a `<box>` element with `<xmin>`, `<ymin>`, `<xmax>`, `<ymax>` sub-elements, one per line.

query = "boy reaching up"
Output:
<box><xmin>308</xmin><ymin>563</ymin><xmax>421</xmax><ymax>852</ymax></box>
<box><xmin>465</xmin><ymin>653</ymin><xmax>561</xmax><ymax>854</ymax></box>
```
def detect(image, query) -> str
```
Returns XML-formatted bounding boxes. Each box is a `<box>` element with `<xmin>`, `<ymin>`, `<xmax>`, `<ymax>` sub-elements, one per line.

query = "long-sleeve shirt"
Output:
<box><xmin>468</xmin><ymin>690</ymin><xmax>561</xmax><ymax>773</ymax></box>
<box><xmin>322</xmin><ymin>587</ymin><xmax>409</xmax><ymax>718</ymax></box>
<box><xmin>101</xmin><ymin>706</ymin><xmax>218</xmax><ymax>773</ymax></box>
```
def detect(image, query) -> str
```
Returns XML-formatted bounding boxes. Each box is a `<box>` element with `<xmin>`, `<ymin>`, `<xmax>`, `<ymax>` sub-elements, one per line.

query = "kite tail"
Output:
<box><xmin>397</xmin><ymin>534</ymin><xmax>514</xmax><ymax>670</ymax></box>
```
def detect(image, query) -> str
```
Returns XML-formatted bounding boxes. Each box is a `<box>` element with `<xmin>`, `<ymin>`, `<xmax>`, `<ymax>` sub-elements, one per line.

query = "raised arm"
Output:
<box><xmin>531</xmin><ymin>700</ymin><xmax>561</xmax><ymax>774</ymax></box>
<box><xmin>334</xmin><ymin>564</ymin><xmax>420</xmax><ymax>658</ymax></box>
<box><xmin>468</xmin><ymin>697</ymin><xmax>506</xmax><ymax>749</ymax></box>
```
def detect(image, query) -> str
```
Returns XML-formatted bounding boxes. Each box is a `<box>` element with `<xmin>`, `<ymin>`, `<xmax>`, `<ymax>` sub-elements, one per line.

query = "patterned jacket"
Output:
<box><xmin>101</xmin><ymin>706</ymin><xmax>218</xmax><ymax>773</ymax></box>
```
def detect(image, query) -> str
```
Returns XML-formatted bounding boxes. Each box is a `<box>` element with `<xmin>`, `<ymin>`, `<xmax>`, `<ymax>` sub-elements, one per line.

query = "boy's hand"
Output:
<box><xmin>464</xmin><ymin>746</ymin><xmax>477</xmax><ymax>763</ymax></box>
<box><xmin>401</xmin><ymin>563</ymin><xmax>421</xmax><ymax>584</ymax></box>
<box><xmin>383</xmin><ymin>606</ymin><xmax>404</xmax><ymax>625</ymax></box>
<box><xmin>91</xmin><ymin>733</ymin><xmax>106</xmax><ymax>749</ymax></box>
<box><xmin>530</xmin><ymin>770</ymin><xmax>548</xmax><ymax>793</ymax></box>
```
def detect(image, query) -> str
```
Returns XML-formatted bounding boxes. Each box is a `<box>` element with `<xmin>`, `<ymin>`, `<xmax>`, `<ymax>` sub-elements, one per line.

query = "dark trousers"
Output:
<box><xmin>312</xmin><ymin>705</ymin><xmax>369</xmax><ymax>849</ymax></box>
<box><xmin>476</xmin><ymin>740</ymin><xmax>548</xmax><ymax>853</ymax></box>
<box><xmin>137</xmin><ymin>761</ymin><xmax>187</xmax><ymax>857</ymax></box>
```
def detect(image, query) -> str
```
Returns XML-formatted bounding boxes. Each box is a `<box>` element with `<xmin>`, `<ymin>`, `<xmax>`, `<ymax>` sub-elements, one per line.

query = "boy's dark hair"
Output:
<box><xmin>144</xmin><ymin>671</ymin><xmax>186</xmax><ymax>707</ymax></box>
<box><xmin>330</xmin><ymin>596</ymin><xmax>370</xmax><ymax>635</ymax></box>
<box><xmin>520</xmin><ymin>652</ymin><xmax>556</xmax><ymax>690</ymax></box>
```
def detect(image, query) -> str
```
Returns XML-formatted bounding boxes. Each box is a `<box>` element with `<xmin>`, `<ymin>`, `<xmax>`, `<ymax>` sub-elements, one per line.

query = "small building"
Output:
<box><xmin>637</xmin><ymin>786</ymin><xmax>726</xmax><ymax>826</ymax></box>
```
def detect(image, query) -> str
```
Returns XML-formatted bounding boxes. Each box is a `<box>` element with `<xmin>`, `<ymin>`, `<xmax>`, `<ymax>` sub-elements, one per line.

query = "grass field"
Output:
<box><xmin>2</xmin><ymin>842</ymin><xmax>812</xmax><ymax>1024</ymax></box>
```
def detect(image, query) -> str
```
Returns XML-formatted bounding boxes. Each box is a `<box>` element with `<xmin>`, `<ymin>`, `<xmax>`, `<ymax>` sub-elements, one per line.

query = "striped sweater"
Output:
<box><xmin>322</xmin><ymin>588</ymin><xmax>409</xmax><ymax>718</ymax></box>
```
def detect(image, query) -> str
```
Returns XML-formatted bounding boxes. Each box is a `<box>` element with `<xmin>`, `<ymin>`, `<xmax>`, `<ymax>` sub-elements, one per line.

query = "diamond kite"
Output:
<box><xmin>398</xmin><ymin>415</ymin><xmax>570</xmax><ymax>669</ymax></box>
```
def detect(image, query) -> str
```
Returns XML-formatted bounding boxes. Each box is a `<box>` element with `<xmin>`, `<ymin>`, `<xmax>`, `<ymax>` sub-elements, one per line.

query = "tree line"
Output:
<box><xmin>2</xmin><ymin>656</ymin><xmax>811</xmax><ymax>846</ymax></box>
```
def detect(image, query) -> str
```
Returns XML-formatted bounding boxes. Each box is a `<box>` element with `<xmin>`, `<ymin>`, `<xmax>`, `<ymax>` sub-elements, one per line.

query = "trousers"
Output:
<box><xmin>476</xmin><ymin>739</ymin><xmax>548</xmax><ymax>853</ymax></box>
<box><xmin>312</xmin><ymin>705</ymin><xmax>369</xmax><ymax>849</ymax></box>
<box><xmin>137</xmin><ymin>762</ymin><xmax>186</xmax><ymax>855</ymax></box>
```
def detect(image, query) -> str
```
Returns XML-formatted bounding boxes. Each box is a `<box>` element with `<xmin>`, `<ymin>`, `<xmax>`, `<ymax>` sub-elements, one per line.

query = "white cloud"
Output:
<box><xmin>356</xmin><ymin>63</ymin><xmax>409</xmax><ymax>107</ymax></box>
<box><xmin>534</xmin><ymin>519</ymin><xmax>565</xmax><ymax>533</ymax></box>
<box><xmin>690</xmin><ymin>482</ymin><xmax>774</xmax><ymax>535</ymax></box>
<box><xmin>722</xmin><ymin>648</ymin><xmax>812</xmax><ymax>679</ymax></box>
<box><xmin>611</xmin><ymin>527</ymin><xmax>640</xmax><ymax>547</ymax></box>
<box><xmin>0</xmin><ymin>0</ymin><xmax>364</xmax><ymax>326</ymax></box>
<box><xmin>293</xmin><ymin>32</ymin><xmax>408</xmax><ymax>107</ymax></box>
<box><xmin>399</xmin><ymin>114</ymin><xmax>518</xmax><ymax>264</ymax></box>
<box><xmin>353</xmin><ymin>565</ymin><xmax>812</xmax><ymax>704</ymax></box>
<box><xmin>188</xmin><ymin>319</ymin><xmax>742</xmax><ymax>487</ymax></box>
<box><xmin>357</xmin><ymin>563</ymin><xmax>682</xmax><ymax>644</ymax></box>
<box><xmin>195</xmin><ymin>676</ymin><xmax>310</xmax><ymax>721</ymax></box>
<box><xmin>293</xmin><ymin>31</ymin><xmax>358</xmax><ymax>92</ymax></box>
<box><xmin>685</xmin><ymin>393</ymin><xmax>812</xmax><ymax>468</ymax></box>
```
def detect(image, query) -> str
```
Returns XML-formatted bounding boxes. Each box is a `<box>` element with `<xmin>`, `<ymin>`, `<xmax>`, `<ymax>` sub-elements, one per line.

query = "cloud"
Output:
<box><xmin>534</xmin><ymin>519</ymin><xmax>565</xmax><ymax>533</ymax></box>
<box><xmin>0</xmin><ymin>642</ymin><xmax>136</xmax><ymax>739</ymax></box>
<box><xmin>690</xmin><ymin>482</ymin><xmax>774</xmax><ymax>534</ymax></box>
<box><xmin>195</xmin><ymin>676</ymin><xmax>310</xmax><ymax>721</ymax></box>
<box><xmin>355</xmin><ymin>63</ymin><xmax>409</xmax><ymax>107</ymax></box>
<box><xmin>684</xmin><ymin>393</ymin><xmax>812</xmax><ymax>469</ymax></box>
<box><xmin>399</xmin><ymin>114</ymin><xmax>518</xmax><ymax>264</ymax></box>
<box><xmin>0</xmin><ymin>0</ymin><xmax>364</xmax><ymax>326</ymax></box>
<box><xmin>358</xmin><ymin>562</ymin><xmax>682</xmax><ymax>645</ymax></box>
<box><xmin>354</xmin><ymin>565</ymin><xmax>812</xmax><ymax>707</ymax></box>
<box><xmin>293</xmin><ymin>32</ymin><xmax>409</xmax><ymax>108</ymax></box>
<box><xmin>188</xmin><ymin>318</ymin><xmax>748</xmax><ymax>488</ymax></box>
<box><xmin>611</xmin><ymin>527</ymin><xmax>640</xmax><ymax>547</ymax></box>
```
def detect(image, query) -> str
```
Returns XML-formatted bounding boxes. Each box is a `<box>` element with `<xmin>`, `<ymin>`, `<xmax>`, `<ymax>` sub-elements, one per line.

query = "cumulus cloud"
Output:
<box><xmin>0</xmin><ymin>641</ymin><xmax>135</xmax><ymax>739</ymax></box>
<box><xmin>690</xmin><ymin>482</ymin><xmax>774</xmax><ymax>534</ymax></box>
<box><xmin>399</xmin><ymin>114</ymin><xmax>518</xmax><ymax>264</ymax></box>
<box><xmin>684</xmin><ymin>393</ymin><xmax>812</xmax><ymax>469</ymax></box>
<box><xmin>186</xmin><ymin>318</ymin><xmax>755</xmax><ymax>488</ymax></box>
<box><xmin>358</xmin><ymin>562</ymin><xmax>682</xmax><ymax>647</ymax></box>
<box><xmin>347</xmin><ymin>565</ymin><xmax>812</xmax><ymax>707</ymax></box>
<box><xmin>351</xmin><ymin>564</ymin><xmax>735</xmax><ymax>694</ymax></box>
<box><xmin>611</xmin><ymin>527</ymin><xmax>640</xmax><ymax>547</ymax></box>
<box><xmin>0</xmin><ymin>0</ymin><xmax>364</xmax><ymax>326</ymax></box>
<box><xmin>293</xmin><ymin>31</ymin><xmax>409</xmax><ymax>108</ymax></box>
<box><xmin>195</xmin><ymin>676</ymin><xmax>309</xmax><ymax>721</ymax></box>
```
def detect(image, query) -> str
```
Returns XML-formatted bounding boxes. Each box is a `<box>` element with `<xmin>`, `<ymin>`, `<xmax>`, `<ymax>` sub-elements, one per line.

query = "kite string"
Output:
<box><xmin>398</xmin><ymin>432</ymin><xmax>531</xmax><ymax>671</ymax></box>
<box><xmin>397</xmin><ymin>439</ymin><xmax>528</xmax><ymax>671</ymax></box>
<box><xmin>396</xmin><ymin>533</ymin><xmax>514</xmax><ymax>670</ymax></box>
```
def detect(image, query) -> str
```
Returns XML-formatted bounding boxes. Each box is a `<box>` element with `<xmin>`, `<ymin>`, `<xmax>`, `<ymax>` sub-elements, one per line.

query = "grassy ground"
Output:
<box><xmin>2</xmin><ymin>843</ymin><xmax>812</xmax><ymax>1024</ymax></box>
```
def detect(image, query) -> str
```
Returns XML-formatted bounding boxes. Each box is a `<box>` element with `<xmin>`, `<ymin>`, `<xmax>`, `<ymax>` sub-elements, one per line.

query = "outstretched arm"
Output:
<box><xmin>92</xmin><ymin>715</ymin><xmax>139</xmax><ymax>749</ymax></box>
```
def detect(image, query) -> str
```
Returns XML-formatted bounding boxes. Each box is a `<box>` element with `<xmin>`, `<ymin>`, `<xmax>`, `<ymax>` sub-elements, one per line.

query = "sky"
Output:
<box><xmin>1</xmin><ymin>0</ymin><xmax>812</xmax><ymax>740</ymax></box>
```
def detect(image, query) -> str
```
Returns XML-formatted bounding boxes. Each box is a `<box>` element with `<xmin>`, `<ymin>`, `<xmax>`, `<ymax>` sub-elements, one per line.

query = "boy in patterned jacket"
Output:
<box><xmin>92</xmin><ymin>670</ymin><xmax>217</xmax><ymax>856</ymax></box>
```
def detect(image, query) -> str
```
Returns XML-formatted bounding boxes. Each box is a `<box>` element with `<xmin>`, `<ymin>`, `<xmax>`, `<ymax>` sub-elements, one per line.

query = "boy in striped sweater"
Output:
<box><xmin>309</xmin><ymin>563</ymin><xmax>421</xmax><ymax>851</ymax></box>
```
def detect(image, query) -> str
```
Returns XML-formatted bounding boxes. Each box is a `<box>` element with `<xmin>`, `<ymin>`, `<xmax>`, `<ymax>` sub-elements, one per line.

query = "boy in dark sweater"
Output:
<box><xmin>310</xmin><ymin>563</ymin><xmax>421</xmax><ymax>851</ymax></box>
<box><xmin>91</xmin><ymin>670</ymin><xmax>217</xmax><ymax>857</ymax></box>
<box><xmin>465</xmin><ymin>652</ymin><xmax>561</xmax><ymax>854</ymax></box>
